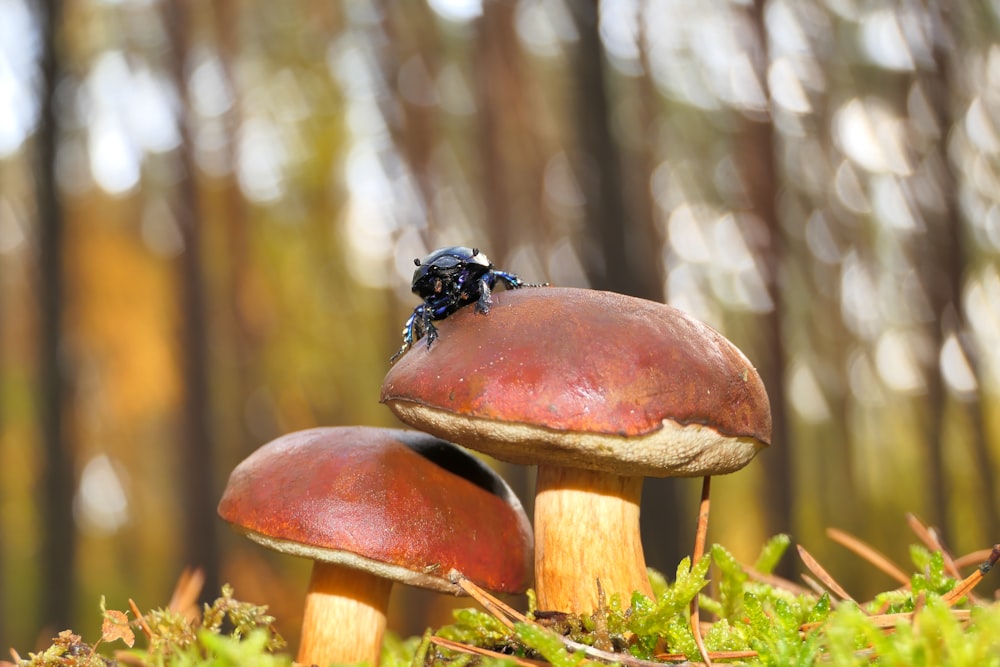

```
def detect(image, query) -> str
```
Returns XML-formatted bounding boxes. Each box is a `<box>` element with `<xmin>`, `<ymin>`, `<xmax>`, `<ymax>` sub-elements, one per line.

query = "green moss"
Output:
<box><xmin>10</xmin><ymin>585</ymin><xmax>287</xmax><ymax>667</ymax></box>
<box><xmin>11</xmin><ymin>538</ymin><xmax>1000</xmax><ymax>667</ymax></box>
<box><xmin>416</xmin><ymin>537</ymin><xmax>1000</xmax><ymax>666</ymax></box>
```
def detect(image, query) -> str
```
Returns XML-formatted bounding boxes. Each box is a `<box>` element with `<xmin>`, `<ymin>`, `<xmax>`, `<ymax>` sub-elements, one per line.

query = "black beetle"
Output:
<box><xmin>390</xmin><ymin>246</ymin><xmax>546</xmax><ymax>363</ymax></box>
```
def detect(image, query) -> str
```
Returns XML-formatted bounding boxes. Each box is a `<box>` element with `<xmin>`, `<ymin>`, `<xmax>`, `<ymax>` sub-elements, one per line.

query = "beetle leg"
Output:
<box><xmin>494</xmin><ymin>271</ymin><xmax>548</xmax><ymax>290</ymax></box>
<box><xmin>421</xmin><ymin>305</ymin><xmax>439</xmax><ymax>347</ymax></box>
<box><xmin>475</xmin><ymin>279</ymin><xmax>493</xmax><ymax>314</ymax></box>
<box><xmin>389</xmin><ymin>347</ymin><xmax>406</xmax><ymax>364</ymax></box>
<box><xmin>390</xmin><ymin>310</ymin><xmax>420</xmax><ymax>363</ymax></box>
<box><xmin>492</xmin><ymin>271</ymin><xmax>524</xmax><ymax>289</ymax></box>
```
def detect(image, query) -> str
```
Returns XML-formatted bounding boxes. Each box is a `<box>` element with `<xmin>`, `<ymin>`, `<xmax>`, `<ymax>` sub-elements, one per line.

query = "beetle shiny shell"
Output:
<box><xmin>390</xmin><ymin>246</ymin><xmax>545</xmax><ymax>363</ymax></box>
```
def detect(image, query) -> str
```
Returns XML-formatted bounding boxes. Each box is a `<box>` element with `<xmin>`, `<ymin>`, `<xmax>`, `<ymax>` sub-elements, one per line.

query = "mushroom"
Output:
<box><xmin>217</xmin><ymin>426</ymin><xmax>533</xmax><ymax>666</ymax></box>
<box><xmin>381</xmin><ymin>287</ymin><xmax>771</xmax><ymax>614</ymax></box>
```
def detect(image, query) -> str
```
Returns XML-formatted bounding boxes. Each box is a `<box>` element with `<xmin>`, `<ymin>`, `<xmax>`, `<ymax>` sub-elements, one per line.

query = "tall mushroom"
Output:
<box><xmin>381</xmin><ymin>287</ymin><xmax>771</xmax><ymax>614</ymax></box>
<box><xmin>217</xmin><ymin>426</ymin><xmax>532</xmax><ymax>666</ymax></box>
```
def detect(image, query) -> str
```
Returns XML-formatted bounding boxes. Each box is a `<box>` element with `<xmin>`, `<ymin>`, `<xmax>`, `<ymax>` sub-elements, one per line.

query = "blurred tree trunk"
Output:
<box><xmin>567</xmin><ymin>0</ymin><xmax>627</xmax><ymax>291</ymax></box>
<box><xmin>0</xmin><ymin>254</ymin><xmax>3</xmax><ymax>647</ymax></box>
<box><xmin>36</xmin><ymin>0</ymin><xmax>75</xmax><ymax>634</ymax></box>
<box><xmin>475</xmin><ymin>0</ymin><xmax>545</xmax><ymax>264</ymax></box>
<box><xmin>375</xmin><ymin>1</ymin><xmax>442</xmax><ymax>247</ymax></box>
<box><xmin>164</xmin><ymin>0</ymin><xmax>219</xmax><ymax>599</ymax></box>
<box><xmin>474</xmin><ymin>1</ymin><xmax>551</xmax><ymax>266</ymax></box>
<box><xmin>632</xmin><ymin>4</ymin><xmax>664</xmax><ymax>294</ymax></box>
<box><xmin>739</xmin><ymin>0</ymin><xmax>794</xmax><ymax>563</ymax></box>
<box><xmin>473</xmin><ymin>2</ymin><xmax>535</xmax><ymax>508</ymax></box>
<box><xmin>566</xmin><ymin>2</ymin><xmax>660</xmax><ymax>300</ymax></box>
<box><xmin>210</xmin><ymin>0</ymin><xmax>260</xmax><ymax>455</ymax></box>
<box><xmin>475</xmin><ymin>0</ymin><xmax>514</xmax><ymax>263</ymax></box>
<box><xmin>800</xmin><ymin>9</ymin><xmax>858</xmax><ymax>551</ymax></box>
<box><xmin>567</xmin><ymin>1</ymin><xmax>686</xmax><ymax>571</ymax></box>
<box><xmin>920</xmin><ymin>9</ymin><xmax>998</xmax><ymax>545</ymax></box>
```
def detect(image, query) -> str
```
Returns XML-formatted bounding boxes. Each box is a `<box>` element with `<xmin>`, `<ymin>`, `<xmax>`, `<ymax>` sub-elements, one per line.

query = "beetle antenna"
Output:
<box><xmin>413</xmin><ymin>258</ymin><xmax>421</xmax><ymax>266</ymax></box>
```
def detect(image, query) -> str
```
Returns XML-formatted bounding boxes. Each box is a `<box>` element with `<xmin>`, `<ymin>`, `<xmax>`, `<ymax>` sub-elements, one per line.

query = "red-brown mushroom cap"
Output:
<box><xmin>217</xmin><ymin>426</ymin><xmax>533</xmax><ymax>595</ymax></box>
<box><xmin>381</xmin><ymin>287</ymin><xmax>771</xmax><ymax>477</ymax></box>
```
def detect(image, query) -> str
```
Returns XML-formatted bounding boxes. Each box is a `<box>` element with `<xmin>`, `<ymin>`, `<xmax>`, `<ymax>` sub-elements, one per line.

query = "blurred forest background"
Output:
<box><xmin>2</xmin><ymin>0</ymin><xmax>1000</xmax><ymax>655</ymax></box>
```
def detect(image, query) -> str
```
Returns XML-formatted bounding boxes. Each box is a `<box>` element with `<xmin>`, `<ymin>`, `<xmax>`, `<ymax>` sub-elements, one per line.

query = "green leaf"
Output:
<box><xmin>628</xmin><ymin>555</ymin><xmax>710</xmax><ymax>637</ymax></box>
<box><xmin>439</xmin><ymin>607</ymin><xmax>511</xmax><ymax>641</ymax></box>
<box><xmin>712</xmin><ymin>543</ymin><xmax>748</xmax><ymax>620</ymax></box>
<box><xmin>514</xmin><ymin>624</ymin><xmax>590</xmax><ymax>667</ymax></box>
<box><xmin>754</xmin><ymin>534</ymin><xmax>792</xmax><ymax>575</ymax></box>
<box><xmin>807</xmin><ymin>593</ymin><xmax>832</xmax><ymax>624</ymax></box>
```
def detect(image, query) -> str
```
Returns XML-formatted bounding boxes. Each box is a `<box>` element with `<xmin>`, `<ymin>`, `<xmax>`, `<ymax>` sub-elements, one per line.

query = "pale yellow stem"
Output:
<box><xmin>533</xmin><ymin>465</ymin><xmax>652</xmax><ymax>613</ymax></box>
<box><xmin>297</xmin><ymin>561</ymin><xmax>392</xmax><ymax>667</ymax></box>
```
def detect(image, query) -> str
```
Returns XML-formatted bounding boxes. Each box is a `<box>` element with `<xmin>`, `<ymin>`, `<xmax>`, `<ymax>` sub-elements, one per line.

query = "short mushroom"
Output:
<box><xmin>381</xmin><ymin>287</ymin><xmax>771</xmax><ymax>614</ymax></box>
<box><xmin>217</xmin><ymin>426</ymin><xmax>533</xmax><ymax>666</ymax></box>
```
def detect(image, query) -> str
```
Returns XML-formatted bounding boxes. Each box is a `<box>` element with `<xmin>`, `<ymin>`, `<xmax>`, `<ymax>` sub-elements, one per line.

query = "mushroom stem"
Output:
<box><xmin>533</xmin><ymin>465</ymin><xmax>653</xmax><ymax>612</ymax></box>
<box><xmin>297</xmin><ymin>561</ymin><xmax>393</xmax><ymax>667</ymax></box>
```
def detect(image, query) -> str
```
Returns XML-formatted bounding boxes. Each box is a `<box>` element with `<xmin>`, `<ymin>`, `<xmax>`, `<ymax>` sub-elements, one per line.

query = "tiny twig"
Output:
<box><xmin>827</xmin><ymin>527</ymin><xmax>910</xmax><ymax>586</ymax></box>
<box><xmin>742</xmin><ymin>564</ymin><xmax>814</xmax><ymax>597</ymax></box>
<box><xmin>905</xmin><ymin>512</ymin><xmax>937</xmax><ymax>551</ymax></box>
<box><xmin>691</xmin><ymin>476</ymin><xmax>713</xmax><ymax>667</ymax></box>
<box><xmin>656</xmin><ymin>649</ymin><xmax>759</xmax><ymax>662</ymax></box>
<box><xmin>953</xmin><ymin>548</ymin><xmax>999</xmax><ymax>570</ymax></box>
<box><xmin>167</xmin><ymin>567</ymin><xmax>205</xmax><ymax>622</ymax></box>
<box><xmin>800</xmin><ymin>609</ymin><xmax>972</xmax><ymax>633</ymax></box>
<box><xmin>799</xmin><ymin>573</ymin><xmax>831</xmax><ymax>599</ymax></box>
<box><xmin>128</xmin><ymin>599</ymin><xmax>153</xmax><ymax>639</ymax></box>
<box><xmin>691</xmin><ymin>476</ymin><xmax>712</xmax><ymax>565</ymax></box>
<box><xmin>558</xmin><ymin>636</ymin><xmax>692</xmax><ymax>667</ymax></box>
<box><xmin>905</xmin><ymin>514</ymin><xmax>964</xmax><ymax>579</ymax></box>
<box><xmin>942</xmin><ymin>544</ymin><xmax>1000</xmax><ymax>606</ymax></box>
<box><xmin>455</xmin><ymin>576</ymin><xmax>527</xmax><ymax>628</ymax></box>
<box><xmin>429</xmin><ymin>636</ymin><xmax>546</xmax><ymax>667</ymax></box>
<box><xmin>454</xmin><ymin>577</ymin><xmax>672</xmax><ymax>667</ymax></box>
<box><xmin>593</xmin><ymin>580</ymin><xmax>613</xmax><ymax>652</ymax></box>
<box><xmin>797</xmin><ymin>545</ymin><xmax>856</xmax><ymax>602</ymax></box>
<box><xmin>905</xmin><ymin>514</ymin><xmax>982</xmax><ymax>603</ymax></box>
<box><xmin>112</xmin><ymin>652</ymin><xmax>149</xmax><ymax>666</ymax></box>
